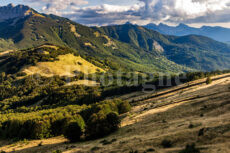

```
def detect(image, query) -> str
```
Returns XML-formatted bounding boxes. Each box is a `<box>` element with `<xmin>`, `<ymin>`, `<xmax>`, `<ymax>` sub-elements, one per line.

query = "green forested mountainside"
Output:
<box><xmin>96</xmin><ymin>24</ymin><xmax>230</xmax><ymax>71</ymax></box>
<box><xmin>1</xmin><ymin>6</ymin><xmax>230</xmax><ymax>72</ymax></box>
<box><xmin>0</xmin><ymin>14</ymin><xmax>190</xmax><ymax>73</ymax></box>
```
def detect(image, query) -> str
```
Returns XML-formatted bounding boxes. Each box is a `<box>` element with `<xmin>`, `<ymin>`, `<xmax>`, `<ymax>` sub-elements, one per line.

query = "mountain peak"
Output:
<box><xmin>177</xmin><ymin>23</ymin><xmax>188</xmax><ymax>28</ymax></box>
<box><xmin>0</xmin><ymin>4</ymin><xmax>33</xmax><ymax>22</ymax></box>
<box><xmin>159</xmin><ymin>23</ymin><xmax>168</xmax><ymax>26</ymax></box>
<box><xmin>146</xmin><ymin>23</ymin><xmax>157</xmax><ymax>26</ymax></box>
<box><xmin>7</xmin><ymin>3</ymin><xmax>15</xmax><ymax>8</ymax></box>
<box><xmin>125</xmin><ymin>21</ymin><xmax>133</xmax><ymax>25</ymax></box>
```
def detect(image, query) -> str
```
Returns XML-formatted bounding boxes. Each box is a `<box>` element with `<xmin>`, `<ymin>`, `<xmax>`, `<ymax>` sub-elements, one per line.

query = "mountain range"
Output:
<box><xmin>96</xmin><ymin>24</ymin><xmax>230</xmax><ymax>71</ymax></box>
<box><xmin>144</xmin><ymin>23</ymin><xmax>230</xmax><ymax>43</ymax></box>
<box><xmin>0</xmin><ymin>4</ymin><xmax>230</xmax><ymax>73</ymax></box>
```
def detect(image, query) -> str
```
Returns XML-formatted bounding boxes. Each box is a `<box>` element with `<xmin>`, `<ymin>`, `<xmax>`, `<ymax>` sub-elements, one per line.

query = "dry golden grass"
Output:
<box><xmin>84</xmin><ymin>42</ymin><xmax>95</xmax><ymax>48</ymax></box>
<box><xmin>32</xmin><ymin>13</ymin><xmax>45</xmax><ymax>18</ymax></box>
<box><xmin>0</xmin><ymin>50</ymin><xmax>13</xmax><ymax>57</ymax></box>
<box><xmin>65</xmin><ymin>80</ymin><xmax>99</xmax><ymax>86</ymax></box>
<box><xmin>69</xmin><ymin>24</ymin><xmax>81</xmax><ymax>38</ymax></box>
<box><xmin>22</xmin><ymin>54</ymin><xmax>105</xmax><ymax>77</ymax></box>
<box><xmin>94</xmin><ymin>31</ymin><xmax>100</xmax><ymax>37</ymax></box>
<box><xmin>93</xmin><ymin>31</ymin><xmax>117</xmax><ymax>49</ymax></box>
<box><xmin>38</xmin><ymin>45</ymin><xmax>59</xmax><ymax>50</ymax></box>
<box><xmin>103</xmin><ymin>35</ymin><xmax>117</xmax><ymax>49</ymax></box>
<box><xmin>0</xmin><ymin>137</ymin><xmax>67</xmax><ymax>153</ymax></box>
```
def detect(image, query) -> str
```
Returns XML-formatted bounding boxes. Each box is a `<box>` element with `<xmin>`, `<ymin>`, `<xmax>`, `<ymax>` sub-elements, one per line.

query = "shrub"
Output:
<box><xmin>146</xmin><ymin>148</ymin><xmax>155</xmax><ymax>152</ymax></box>
<box><xmin>106</xmin><ymin>112</ymin><xmax>121</xmax><ymax>131</ymax></box>
<box><xmin>161</xmin><ymin>139</ymin><xmax>172</xmax><ymax>148</ymax></box>
<box><xmin>86</xmin><ymin>113</ymin><xmax>106</xmax><ymax>139</ymax></box>
<box><xmin>64</xmin><ymin>115</ymin><xmax>85</xmax><ymax>142</ymax></box>
<box><xmin>51</xmin><ymin>118</ymin><xmax>71</xmax><ymax>136</ymax></box>
<box><xmin>29</xmin><ymin>120</ymin><xmax>52</xmax><ymax>139</ymax></box>
<box><xmin>206</xmin><ymin>76</ymin><xmax>212</xmax><ymax>84</ymax></box>
<box><xmin>52</xmin><ymin>150</ymin><xmax>62</xmax><ymax>153</ymax></box>
<box><xmin>198</xmin><ymin>128</ymin><xmax>205</xmax><ymax>136</ymax></box>
<box><xmin>179</xmin><ymin>143</ymin><xmax>200</xmax><ymax>153</ymax></box>
<box><xmin>188</xmin><ymin>123</ymin><xmax>194</xmax><ymax>128</ymax></box>
<box><xmin>38</xmin><ymin>141</ymin><xmax>43</xmax><ymax>146</ymax></box>
<box><xmin>118</xmin><ymin>101</ymin><xmax>131</xmax><ymax>114</ymax></box>
<box><xmin>4</xmin><ymin>120</ymin><xmax>24</xmax><ymax>138</ymax></box>
<box><xmin>86</xmin><ymin>112</ymin><xmax>120</xmax><ymax>139</ymax></box>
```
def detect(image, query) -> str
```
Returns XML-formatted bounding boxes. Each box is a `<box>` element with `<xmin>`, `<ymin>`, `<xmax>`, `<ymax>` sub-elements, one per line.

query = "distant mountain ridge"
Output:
<box><xmin>144</xmin><ymin>23</ymin><xmax>230</xmax><ymax>42</ymax></box>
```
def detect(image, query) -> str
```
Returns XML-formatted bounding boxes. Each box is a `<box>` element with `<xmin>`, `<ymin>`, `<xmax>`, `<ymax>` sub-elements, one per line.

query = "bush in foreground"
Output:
<box><xmin>64</xmin><ymin>115</ymin><xmax>85</xmax><ymax>142</ymax></box>
<box><xmin>206</xmin><ymin>76</ymin><xmax>212</xmax><ymax>84</ymax></box>
<box><xmin>118</xmin><ymin>100</ymin><xmax>131</xmax><ymax>114</ymax></box>
<box><xmin>86</xmin><ymin>112</ymin><xmax>120</xmax><ymax>139</ymax></box>
<box><xmin>161</xmin><ymin>139</ymin><xmax>172</xmax><ymax>148</ymax></box>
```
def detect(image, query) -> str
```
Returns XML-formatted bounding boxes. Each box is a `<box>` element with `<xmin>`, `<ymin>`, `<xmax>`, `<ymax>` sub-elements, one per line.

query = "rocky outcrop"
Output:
<box><xmin>0</xmin><ymin>3</ymin><xmax>33</xmax><ymax>22</ymax></box>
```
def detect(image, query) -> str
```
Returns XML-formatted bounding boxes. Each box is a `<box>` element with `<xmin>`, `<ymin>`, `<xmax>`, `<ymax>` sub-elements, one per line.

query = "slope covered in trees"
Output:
<box><xmin>0</xmin><ymin>11</ymin><xmax>190</xmax><ymax>73</ymax></box>
<box><xmin>97</xmin><ymin>24</ymin><xmax>230</xmax><ymax>71</ymax></box>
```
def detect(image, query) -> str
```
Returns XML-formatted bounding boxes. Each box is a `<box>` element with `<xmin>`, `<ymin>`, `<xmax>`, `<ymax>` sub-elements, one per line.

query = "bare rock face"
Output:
<box><xmin>0</xmin><ymin>4</ymin><xmax>33</xmax><ymax>22</ymax></box>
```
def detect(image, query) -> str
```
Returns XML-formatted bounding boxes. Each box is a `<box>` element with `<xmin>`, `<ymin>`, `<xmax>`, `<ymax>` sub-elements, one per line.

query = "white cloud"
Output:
<box><xmin>24</xmin><ymin>0</ymin><xmax>88</xmax><ymax>15</ymax></box>
<box><xmin>24</xmin><ymin>0</ymin><xmax>230</xmax><ymax>26</ymax></box>
<box><xmin>138</xmin><ymin>0</ymin><xmax>230</xmax><ymax>23</ymax></box>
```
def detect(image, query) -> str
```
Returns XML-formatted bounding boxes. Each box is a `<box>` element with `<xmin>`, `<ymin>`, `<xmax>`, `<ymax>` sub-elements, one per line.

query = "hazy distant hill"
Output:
<box><xmin>144</xmin><ymin>23</ymin><xmax>230</xmax><ymax>42</ymax></box>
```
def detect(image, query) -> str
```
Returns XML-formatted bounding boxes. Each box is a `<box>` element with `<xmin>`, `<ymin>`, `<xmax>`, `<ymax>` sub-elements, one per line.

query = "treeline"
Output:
<box><xmin>184</xmin><ymin>70</ymin><xmax>230</xmax><ymax>81</ymax></box>
<box><xmin>0</xmin><ymin>72</ymin><xmax>104</xmax><ymax>111</ymax></box>
<box><xmin>0</xmin><ymin>71</ymin><xmax>149</xmax><ymax>112</ymax></box>
<box><xmin>0</xmin><ymin>99</ymin><xmax>131</xmax><ymax>141</ymax></box>
<box><xmin>101</xmin><ymin>70</ymin><xmax>230</xmax><ymax>97</ymax></box>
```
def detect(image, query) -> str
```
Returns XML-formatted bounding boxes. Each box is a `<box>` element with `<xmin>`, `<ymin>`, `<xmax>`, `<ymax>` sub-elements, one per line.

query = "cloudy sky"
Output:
<box><xmin>1</xmin><ymin>0</ymin><xmax>230</xmax><ymax>27</ymax></box>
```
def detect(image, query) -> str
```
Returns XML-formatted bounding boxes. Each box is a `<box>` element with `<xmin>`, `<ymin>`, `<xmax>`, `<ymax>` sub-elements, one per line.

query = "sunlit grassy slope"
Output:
<box><xmin>23</xmin><ymin>53</ymin><xmax>105</xmax><ymax>77</ymax></box>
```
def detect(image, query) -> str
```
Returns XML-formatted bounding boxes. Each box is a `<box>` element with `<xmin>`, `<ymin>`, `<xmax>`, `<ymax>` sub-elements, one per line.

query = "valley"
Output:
<box><xmin>0</xmin><ymin>73</ymin><xmax>229</xmax><ymax>153</ymax></box>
